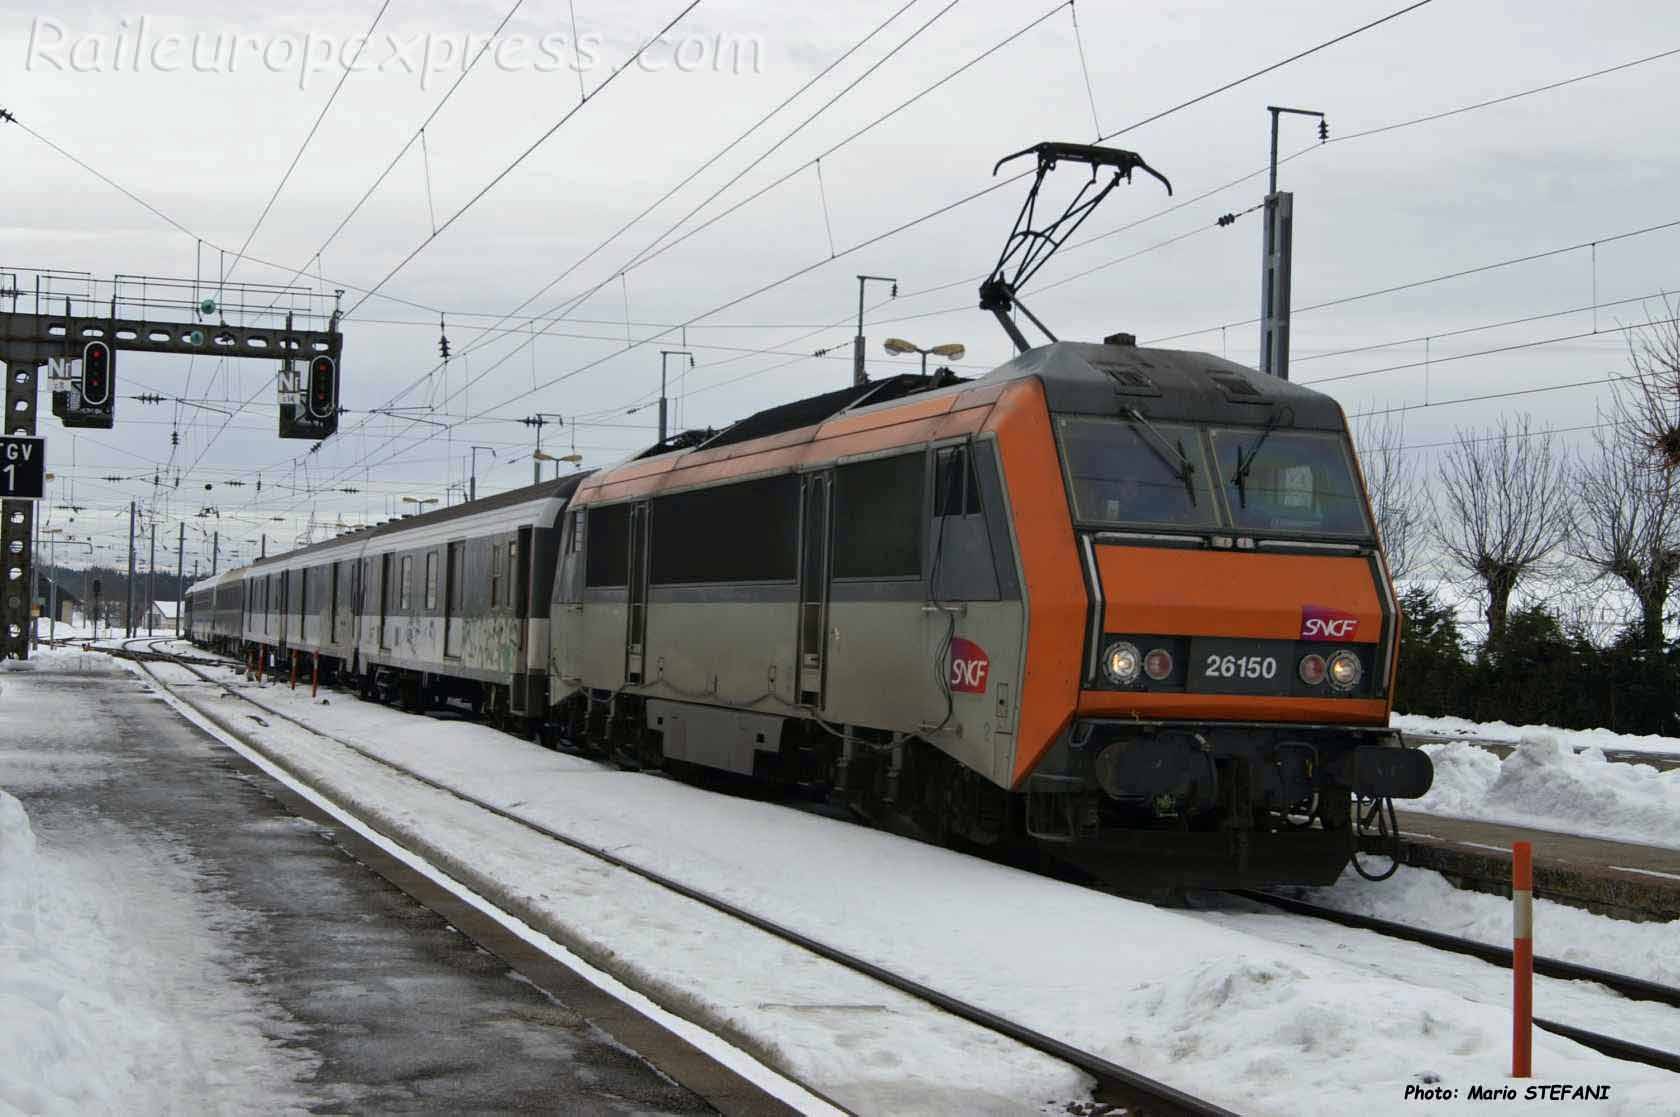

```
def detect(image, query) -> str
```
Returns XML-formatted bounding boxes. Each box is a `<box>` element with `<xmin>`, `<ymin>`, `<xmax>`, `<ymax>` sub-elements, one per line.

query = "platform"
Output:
<box><xmin>1397</xmin><ymin>810</ymin><xmax>1680</xmax><ymax>922</ymax></box>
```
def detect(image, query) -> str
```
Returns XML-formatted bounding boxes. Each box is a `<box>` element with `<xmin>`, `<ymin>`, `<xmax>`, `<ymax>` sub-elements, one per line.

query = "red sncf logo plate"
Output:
<box><xmin>1300</xmin><ymin>605</ymin><xmax>1360</xmax><ymax>640</ymax></box>
<box><xmin>949</xmin><ymin>637</ymin><xmax>991</xmax><ymax>694</ymax></box>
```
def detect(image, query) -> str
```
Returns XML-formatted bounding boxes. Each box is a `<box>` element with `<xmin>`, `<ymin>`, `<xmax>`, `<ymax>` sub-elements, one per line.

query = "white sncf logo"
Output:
<box><xmin>1299</xmin><ymin>606</ymin><xmax>1359</xmax><ymax>640</ymax></box>
<box><xmin>948</xmin><ymin>637</ymin><xmax>990</xmax><ymax>694</ymax></box>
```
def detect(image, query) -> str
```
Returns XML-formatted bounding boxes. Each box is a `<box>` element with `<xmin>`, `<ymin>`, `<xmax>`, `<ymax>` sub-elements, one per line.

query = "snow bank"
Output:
<box><xmin>1294</xmin><ymin>865</ymin><xmax>1680</xmax><ymax>990</ymax></box>
<box><xmin>1395</xmin><ymin>712</ymin><xmax>1680</xmax><ymax>757</ymax></box>
<box><xmin>1410</xmin><ymin>738</ymin><xmax>1680</xmax><ymax>849</ymax></box>
<box><xmin>0</xmin><ymin>783</ymin><xmax>316</xmax><ymax>1115</ymax></box>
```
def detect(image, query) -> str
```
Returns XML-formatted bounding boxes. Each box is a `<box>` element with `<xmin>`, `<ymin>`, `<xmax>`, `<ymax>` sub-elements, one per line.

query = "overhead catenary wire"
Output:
<box><xmin>293</xmin><ymin>1</ymin><xmax>1440</xmax><ymax>502</ymax></box>
<box><xmin>341</xmin><ymin>0</ymin><xmax>705</xmax><ymax>320</ymax></box>
<box><xmin>307</xmin><ymin>0</ymin><xmax>923</xmax><ymax>464</ymax></box>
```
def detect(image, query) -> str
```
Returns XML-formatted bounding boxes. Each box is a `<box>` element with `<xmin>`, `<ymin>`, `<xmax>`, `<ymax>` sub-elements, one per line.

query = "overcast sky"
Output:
<box><xmin>5</xmin><ymin>0</ymin><xmax>1678</xmax><ymax>580</ymax></box>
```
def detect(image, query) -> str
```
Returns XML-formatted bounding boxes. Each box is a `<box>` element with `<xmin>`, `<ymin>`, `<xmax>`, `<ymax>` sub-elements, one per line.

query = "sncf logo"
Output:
<box><xmin>949</xmin><ymin>637</ymin><xmax>991</xmax><ymax>694</ymax></box>
<box><xmin>1301</xmin><ymin>606</ymin><xmax>1360</xmax><ymax>640</ymax></box>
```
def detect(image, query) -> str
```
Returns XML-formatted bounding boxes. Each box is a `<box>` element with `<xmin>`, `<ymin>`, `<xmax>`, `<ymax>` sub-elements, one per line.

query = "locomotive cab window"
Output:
<box><xmin>1211</xmin><ymin>429</ymin><xmax>1371</xmax><ymax>538</ymax></box>
<box><xmin>934</xmin><ymin>445</ymin><xmax>982</xmax><ymax>517</ymax></box>
<box><xmin>1055</xmin><ymin>415</ymin><xmax>1217</xmax><ymax>530</ymax></box>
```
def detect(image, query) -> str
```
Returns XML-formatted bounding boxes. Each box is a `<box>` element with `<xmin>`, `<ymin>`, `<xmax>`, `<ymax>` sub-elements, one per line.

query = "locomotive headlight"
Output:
<box><xmin>1143</xmin><ymin>647</ymin><xmax>1174</xmax><ymax>681</ymax></box>
<box><xmin>1102</xmin><ymin>641</ymin><xmax>1141</xmax><ymax>684</ymax></box>
<box><xmin>1327</xmin><ymin>649</ymin><xmax>1363</xmax><ymax>690</ymax></box>
<box><xmin>1298</xmin><ymin>653</ymin><xmax>1327</xmax><ymax>686</ymax></box>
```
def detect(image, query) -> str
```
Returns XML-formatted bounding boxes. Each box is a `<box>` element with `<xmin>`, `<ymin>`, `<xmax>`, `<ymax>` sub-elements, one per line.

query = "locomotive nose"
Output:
<box><xmin>1092</xmin><ymin>544</ymin><xmax>1385</xmax><ymax>647</ymax></box>
<box><xmin>1076</xmin><ymin>542</ymin><xmax>1395</xmax><ymax>722</ymax></box>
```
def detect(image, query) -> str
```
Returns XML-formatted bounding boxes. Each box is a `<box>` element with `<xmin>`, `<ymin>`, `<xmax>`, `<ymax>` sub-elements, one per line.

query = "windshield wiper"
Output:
<box><xmin>1231</xmin><ymin>407</ymin><xmax>1292</xmax><ymax>509</ymax></box>
<box><xmin>1122</xmin><ymin>407</ymin><xmax>1197</xmax><ymax>506</ymax></box>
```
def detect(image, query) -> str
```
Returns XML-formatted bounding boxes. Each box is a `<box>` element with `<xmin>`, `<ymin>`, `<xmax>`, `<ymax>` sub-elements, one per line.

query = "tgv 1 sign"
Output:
<box><xmin>0</xmin><ymin>436</ymin><xmax>46</xmax><ymax>499</ymax></box>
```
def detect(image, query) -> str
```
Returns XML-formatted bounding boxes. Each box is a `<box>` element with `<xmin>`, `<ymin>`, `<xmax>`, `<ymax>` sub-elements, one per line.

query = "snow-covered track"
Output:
<box><xmin>120</xmin><ymin>639</ymin><xmax>1237</xmax><ymax>1117</ymax></box>
<box><xmin>1234</xmin><ymin>890</ymin><xmax>1680</xmax><ymax>1072</ymax></box>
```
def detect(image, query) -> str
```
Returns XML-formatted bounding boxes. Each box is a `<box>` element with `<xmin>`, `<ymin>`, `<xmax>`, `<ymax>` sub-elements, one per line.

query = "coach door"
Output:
<box><xmin>797</xmin><ymin>471</ymin><xmax>832</xmax><ymax>706</ymax></box>
<box><xmin>443</xmin><ymin>541</ymin><xmax>465</xmax><ymax>658</ymax></box>
<box><xmin>624</xmin><ymin>503</ymin><xmax>650</xmax><ymax>684</ymax></box>
<box><xmin>512</xmin><ymin>528</ymin><xmax>533</xmax><ymax>671</ymax></box>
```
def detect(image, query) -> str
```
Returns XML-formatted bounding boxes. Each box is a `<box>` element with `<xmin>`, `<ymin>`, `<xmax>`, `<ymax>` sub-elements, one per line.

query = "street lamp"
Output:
<box><xmin>532</xmin><ymin>450</ymin><xmax>559</xmax><ymax>481</ymax></box>
<box><xmin>883</xmin><ymin>337</ymin><xmax>965</xmax><ymax>377</ymax></box>
<box><xmin>401</xmin><ymin>496</ymin><xmax>438</xmax><ymax>515</ymax></box>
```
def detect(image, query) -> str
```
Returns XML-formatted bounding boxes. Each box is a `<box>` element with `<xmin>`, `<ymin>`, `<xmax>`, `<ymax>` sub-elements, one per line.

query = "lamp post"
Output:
<box><xmin>882</xmin><ymin>337</ymin><xmax>965</xmax><ymax>377</ymax></box>
<box><xmin>401</xmin><ymin>496</ymin><xmax>438</xmax><ymax>515</ymax></box>
<box><xmin>532</xmin><ymin>450</ymin><xmax>559</xmax><ymax>481</ymax></box>
<box><xmin>854</xmin><ymin>274</ymin><xmax>899</xmax><ymax>387</ymax></box>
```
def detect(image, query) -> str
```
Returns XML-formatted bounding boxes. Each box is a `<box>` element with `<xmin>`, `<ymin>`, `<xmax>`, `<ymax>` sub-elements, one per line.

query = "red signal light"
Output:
<box><xmin>307</xmin><ymin>355</ymin><xmax>337</xmax><ymax>420</ymax></box>
<box><xmin>81</xmin><ymin>341</ymin><xmax>113</xmax><ymax>407</ymax></box>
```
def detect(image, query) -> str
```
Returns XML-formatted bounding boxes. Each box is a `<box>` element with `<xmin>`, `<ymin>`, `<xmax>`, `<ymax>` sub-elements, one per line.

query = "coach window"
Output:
<box><xmin>490</xmin><ymin>543</ymin><xmax>503</xmax><ymax>607</ymax></box>
<box><xmin>400</xmin><ymin>555</ymin><xmax>413</xmax><ymax>611</ymax></box>
<box><xmin>832</xmin><ymin>452</ymin><xmax>925</xmax><ymax>579</ymax></box>
<box><xmin>650</xmin><ymin>476</ymin><xmax>798</xmax><ymax>583</ymax></box>
<box><xmin>425</xmin><ymin>552</ymin><xmax>439</xmax><ymax>610</ymax></box>
<box><xmin>934</xmin><ymin>445</ymin><xmax>982</xmax><ymax>517</ymax></box>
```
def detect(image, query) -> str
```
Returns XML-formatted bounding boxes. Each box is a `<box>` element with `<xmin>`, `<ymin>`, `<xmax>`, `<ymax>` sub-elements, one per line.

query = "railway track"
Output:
<box><xmin>1233</xmin><ymin>889</ymin><xmax>1680</xmax><ymax>1073</ymax></box>
<box><xmin>114</xmin><ymin>637</ymin><xmax>1235</xmax><ymax>1117</ymax></box>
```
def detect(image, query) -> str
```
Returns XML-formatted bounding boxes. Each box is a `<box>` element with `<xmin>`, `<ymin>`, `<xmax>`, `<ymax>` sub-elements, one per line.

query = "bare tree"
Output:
<box><xmin>1617</xmin><ymin>297</ymin><xmax>1680</xmax><ymax>467</ymax></box>
<box><xmin>1575</xmin><ymin>423</ymin><xmax>1680</xmax><ymax>652</ymax></box>
<box><xmin>1353</xmin><ymin>409</ymin><xmax>1426</xmax><ymax>583</ymax></box>
<box><xmin>1436</xmin><ymin>415</ymin><xmax>1572</xmax><ymax>650</ymax></box>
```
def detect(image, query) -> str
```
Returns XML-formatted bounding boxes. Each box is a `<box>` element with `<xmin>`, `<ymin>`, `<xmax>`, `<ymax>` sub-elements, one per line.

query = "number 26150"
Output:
<box><xmin>1204</xmin><ymin>654</ymin><xmax>1277</xmax><ymax>680</ymax></box>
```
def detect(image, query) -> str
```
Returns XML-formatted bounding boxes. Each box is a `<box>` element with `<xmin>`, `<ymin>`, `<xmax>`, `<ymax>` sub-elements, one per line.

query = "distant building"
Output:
<box><xmin>141</xmin><ymin>601</ymin><xmax>180</xmax><ymax>631</ymax></box>
<box><xmin>33</xmin><ymin>573</ymin><xmax>81</xmax><ymax>623</ymax></box>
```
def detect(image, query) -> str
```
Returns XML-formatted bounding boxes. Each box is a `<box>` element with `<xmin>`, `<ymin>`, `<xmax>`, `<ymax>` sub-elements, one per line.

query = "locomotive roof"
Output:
<box><xmin>643</xmin><ymin>341</ymin><xmax>1345</xmax><ymax>458</ymax></box>
<box><xmin>1001</xmin><ymin>340</ymin><xmax>1348</xmax><ymax>431</ymax></box>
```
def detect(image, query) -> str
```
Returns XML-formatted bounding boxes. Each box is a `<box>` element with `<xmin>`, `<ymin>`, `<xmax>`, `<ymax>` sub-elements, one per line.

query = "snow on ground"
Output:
<box><xmin>1395</xmin><ymin>712</ymin><xmax>1680</xmax><ymax>757</ymax></box>
<box><xmin>125</xmin><ymin>647</ymin><xmax>1680</xmax><ymax>1116</ymax></box>
<box><xmin>0</xmin><ymin>753</ymin><xmax>317</xmax><ymax>1114</ymax></box>
<box><xmin>1285</xmin><ymin>865</ymin><xmax>1680</xmax><ymax>991</ymax></box>
<box><xmin>1408</xmin><ymin>737</ymin><xmax>1680</xmax><ymax>850</ymax></box>
<box><xmin>1187</xmin><ymin>889</ymin><xmax>1680</xmax><ymax>1059</ymax></box>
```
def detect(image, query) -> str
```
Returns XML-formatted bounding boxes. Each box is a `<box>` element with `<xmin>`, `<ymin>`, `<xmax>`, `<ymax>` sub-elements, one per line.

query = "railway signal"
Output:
<box><xmin>307</xmin><ymin>355</ymin><xmax>337</xmax><ymax>420</ymax></box>
<box><xmin>81</xmin><ymin>341</ymin><xmax>113</xmax><ymax>406</ymax></box>
<box><xmin>54</xmin><ymin>340</ymin><xmax>117</xmax><ymax>429</ymax></box>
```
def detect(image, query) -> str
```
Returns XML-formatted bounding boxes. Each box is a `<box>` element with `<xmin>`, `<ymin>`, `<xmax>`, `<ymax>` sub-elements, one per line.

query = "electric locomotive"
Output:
<box><xmin>542</xmin><ymin>143</ymin><xmax>1431</xmax><ymax>888</ymax></box>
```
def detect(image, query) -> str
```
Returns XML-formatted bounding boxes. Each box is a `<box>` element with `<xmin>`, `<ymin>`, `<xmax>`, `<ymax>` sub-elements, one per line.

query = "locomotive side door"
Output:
<box><xmin>624</xmin><ymin>503</ymin><xmax>650</xmax><ymax>684</ymax></box>
<box><xmin>797</xmin><ymin>470</ymin><xmax>832</xmax><ymax>707</ymax></box>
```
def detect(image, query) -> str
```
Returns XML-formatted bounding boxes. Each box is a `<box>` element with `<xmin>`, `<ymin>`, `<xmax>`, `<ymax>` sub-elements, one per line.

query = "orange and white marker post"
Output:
<box><xmin>1513</xmin><ymin>840</ymin><xmax>1534</xmax><ymax>1077</ymax></box>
